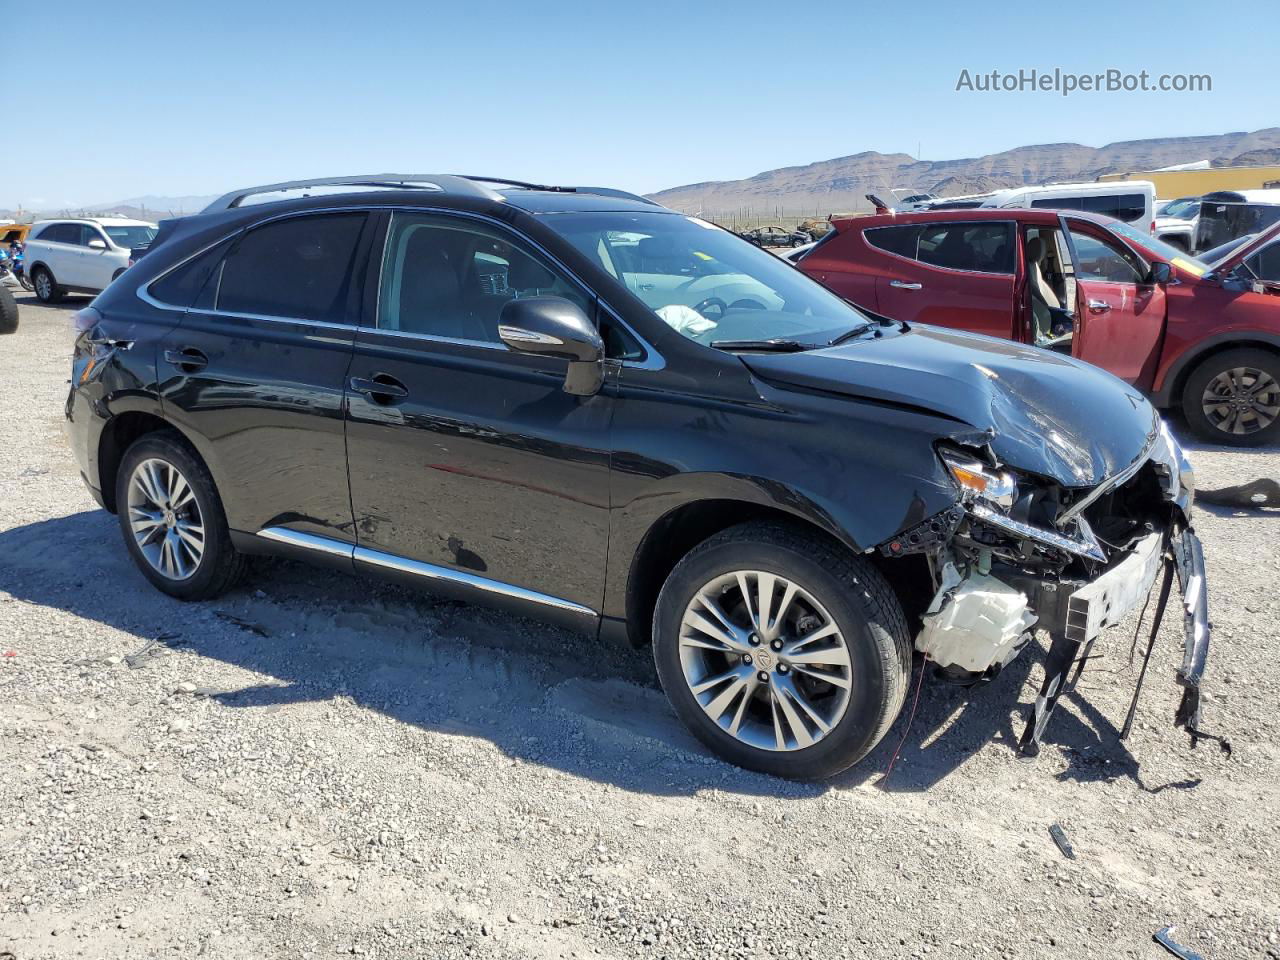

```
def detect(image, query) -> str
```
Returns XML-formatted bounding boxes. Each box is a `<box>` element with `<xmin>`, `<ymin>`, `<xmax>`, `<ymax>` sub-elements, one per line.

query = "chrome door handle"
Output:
<box><xmin>1087</xmin><ymin>299</ymin><xmax>1112</xmax><ymax>313</ymax></box>
<box><xmin>350</xmin><ymin>374</ymin><xmax>409</xmax><ymax>404</ymax></box>
<box><xmin>889</xmin><ymin>280</ymin><xmax>923</xmax><ymax>290</ymax></box>
<box><xmin>164</xmin><ymin>348</ymin><xmax>208</xmax><ymax>371</ymax></box>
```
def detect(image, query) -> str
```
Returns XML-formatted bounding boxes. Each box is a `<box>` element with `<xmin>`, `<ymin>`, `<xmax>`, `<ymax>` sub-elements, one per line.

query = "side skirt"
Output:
<box><xmin>238</xmin><ymin>526</ymin><xmax>600</xmax><ymax>633</ymax></box>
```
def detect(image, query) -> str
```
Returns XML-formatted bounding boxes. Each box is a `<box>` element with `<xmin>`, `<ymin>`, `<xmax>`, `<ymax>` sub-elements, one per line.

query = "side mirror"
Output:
<box><xmin>498</xmin><ymin>296</ymin><xmax>604</xmax><ymax>397</ymax></box>
<box><xmin>88</xmin><ymin>239</ymin><xmax>107</xmax><ymax>251</ymax></box>
<box><xmin>1147</xmin><ymin>261</ymin><xmax>1173</xmax><ymax>285</ymax></box>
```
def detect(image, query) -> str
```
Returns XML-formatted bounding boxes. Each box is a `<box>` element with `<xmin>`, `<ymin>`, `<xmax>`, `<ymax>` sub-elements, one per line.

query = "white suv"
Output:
<box><xmin>25</xmin><ymin>217</ymin><xmax>158</xmax><ymax>303</ymax></box>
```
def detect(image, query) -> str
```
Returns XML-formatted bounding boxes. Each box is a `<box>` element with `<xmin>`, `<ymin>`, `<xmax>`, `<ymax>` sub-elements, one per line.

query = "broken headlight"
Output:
<box><xmin>938</xmin><ymin>447</ymin><xmax>1106</xmax><ymax>563</ymax></box>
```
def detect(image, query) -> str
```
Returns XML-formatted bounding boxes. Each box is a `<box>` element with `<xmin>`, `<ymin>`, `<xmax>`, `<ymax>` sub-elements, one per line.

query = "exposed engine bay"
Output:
<box><xmin>879</xmin><ymin>420</ymin><xmax>1221</xmax><ymax>755</ymax></box>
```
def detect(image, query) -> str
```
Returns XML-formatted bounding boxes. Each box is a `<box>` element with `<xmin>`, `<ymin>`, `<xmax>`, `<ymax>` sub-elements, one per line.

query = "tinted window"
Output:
<box><xmin>1246</xmin><ymin>243</ymin><xmax>1280</xmax><ymax>283</ymax></box>
<box><xmin>916</xmin><ymin>222</ymin><xmax>1014</xmax><ymax>273</ymax></box>
<box><xmin>863</xmin><ymin>224</ymin><xmax>920</xmax><ymax>258</ymax></box>
<box><xmin>150</xmin><ymin>240</ymin><xmax>233</xmax><ymax>309</ymax></box>
<box><xmin>37</xmin><ymin>223</ymin><xmax>81</xmax><ymax>244</ymax></box>
<box><xmin>216</xmin><ymin>214</ymin><xmax>365</xmax><ymax>321</ymax></box>
<box><xmin>1031</xmin><ymin>194</ymin><xmax>1146</xmax><ymax>223</ymax></box>
<box><xmin>1069</xmin><ymin>229</ymin><xmax>1146</xmax><ymax>283</ymax></box>
<box><xmin>377</xmin><ymin>212</ymin><xmax>589</xmax><ymax>343</ymax></box>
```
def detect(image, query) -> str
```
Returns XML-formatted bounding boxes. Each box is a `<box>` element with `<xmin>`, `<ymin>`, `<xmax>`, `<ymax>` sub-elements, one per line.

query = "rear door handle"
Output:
<box><xmin>1087</xmin><ymin>299</ymin><xmax>1112</xmax><ymax>313</ymax></box>
<box><xmin>164</xmin><ymin>348</ymin><xmax>208</xmax><ymax>372</ymax></box>
<box><xmin>350</xmin><ymin>374</ymin><xmax>409</xmax><ymax>404</ymax></box>
<box><xmin>889</xmin><ymin>280</ymin><xmax>923</xmax><ymax>290</ymax></box>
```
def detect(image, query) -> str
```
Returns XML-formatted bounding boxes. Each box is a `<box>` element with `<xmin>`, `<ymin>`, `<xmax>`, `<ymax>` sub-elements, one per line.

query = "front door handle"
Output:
<box><xmin>350</xmin><ymin>374</ymin><xmax>409</xmax><ymax>404</ymax></box>
<box><xmin>1087</xmin><ymin>299</ymin><xmax>1112</xmax><ymax>313</ymax></box>
<box><xmin>889</xmin><ymin>280</ymin><xmax>923</xmax><ymax>290</ymax></box>
<box><xmin>164</xmin><ymin>348</ymin><xmax>208</xmax><ymax>372</ymax></box>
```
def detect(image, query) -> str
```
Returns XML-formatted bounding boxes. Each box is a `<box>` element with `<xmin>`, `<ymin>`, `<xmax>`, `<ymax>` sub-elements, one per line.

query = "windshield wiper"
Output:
<box><xmin>709</xmin><ymin>338</ymin><xmax>812</xmax><ymax>352</ymax></box>
<box><xmin>827</xmin><ymin>322</ymin><xmax>874</xmax><ymax>346</ymax></box>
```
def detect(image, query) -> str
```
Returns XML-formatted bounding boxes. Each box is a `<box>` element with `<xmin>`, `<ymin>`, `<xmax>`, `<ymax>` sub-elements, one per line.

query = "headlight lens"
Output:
<box><xmin>939</xmin><ymin>449</ymin><xmax>1017</xmax><ymax>510</ymax></box>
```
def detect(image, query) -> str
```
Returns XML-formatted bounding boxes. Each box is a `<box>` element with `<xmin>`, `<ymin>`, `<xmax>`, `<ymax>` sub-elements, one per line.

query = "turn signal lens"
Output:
<box><xmin>939</xmin><ymin>449</ymin><xmax>1017</xmax><ymax>509</ymax></box>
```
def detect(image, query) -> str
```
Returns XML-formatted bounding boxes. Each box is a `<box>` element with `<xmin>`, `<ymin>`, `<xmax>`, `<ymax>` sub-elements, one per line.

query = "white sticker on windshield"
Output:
<box><xmin>686</xmin><ymin>217</ymin><xmax>720</xmax><ymax>230</ymax></box>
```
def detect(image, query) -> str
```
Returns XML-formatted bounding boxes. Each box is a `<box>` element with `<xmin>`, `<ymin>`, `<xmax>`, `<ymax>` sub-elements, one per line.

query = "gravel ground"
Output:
<box><xmin>2</xmin><ymin>289</ymin><xmax>1278</xmax><ymax>960</ymax></box>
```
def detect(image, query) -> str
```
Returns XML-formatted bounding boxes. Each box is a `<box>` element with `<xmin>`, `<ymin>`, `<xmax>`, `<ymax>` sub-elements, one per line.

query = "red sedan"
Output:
<box><xmin>799</xmin><ymin>208</ymin><xmax>1280</xmax><ymax>445</ymax></box>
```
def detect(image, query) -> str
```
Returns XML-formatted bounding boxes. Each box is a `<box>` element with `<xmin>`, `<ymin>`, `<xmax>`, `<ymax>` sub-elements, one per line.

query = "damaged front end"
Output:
<box><xmin>880</xmin><ymin>420</ymin><xmax>1221</xmax><ymax>756</ymax></box>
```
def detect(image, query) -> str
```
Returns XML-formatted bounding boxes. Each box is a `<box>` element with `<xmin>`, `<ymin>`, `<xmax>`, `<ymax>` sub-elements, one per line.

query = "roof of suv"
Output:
<box><xmin>32</xmin><ymin>216</ymin><xmax>156</xmax><ymax>227</ymax></box>
<box><xmin>198</xmin><ymin>174</ymin><xmax>666</xmax><ymax>219</ymax></box>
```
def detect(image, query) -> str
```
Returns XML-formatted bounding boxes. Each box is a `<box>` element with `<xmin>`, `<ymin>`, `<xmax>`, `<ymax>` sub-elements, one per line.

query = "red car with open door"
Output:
<box><xmin>799</xmin><ymin>210</ymin><xmax>1280</xmax><ymax>445</ymax></box>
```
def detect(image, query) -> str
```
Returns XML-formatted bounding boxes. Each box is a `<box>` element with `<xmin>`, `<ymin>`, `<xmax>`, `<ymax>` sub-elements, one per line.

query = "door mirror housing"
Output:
<box><xmin>1146</xmin><ymin>260</ymin><xmax>1173</xmax><ymax>285</ymax></box>
<box><xmin>498</xmin><ymin>296</ymin><xmax>605</xmax><ymax>396</ymax></box>
<box><xmin>87</xmin><ymin>238</ymin><xmax>107</xmax><ymax>251</ymax></box>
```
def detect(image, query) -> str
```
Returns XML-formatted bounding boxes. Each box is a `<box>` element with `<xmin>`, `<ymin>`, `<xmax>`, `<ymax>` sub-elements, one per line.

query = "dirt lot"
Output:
<box><xmin>2</xmin><ymin>290</ymin><xmax>1278</xmax><ymax>960</ymax></box>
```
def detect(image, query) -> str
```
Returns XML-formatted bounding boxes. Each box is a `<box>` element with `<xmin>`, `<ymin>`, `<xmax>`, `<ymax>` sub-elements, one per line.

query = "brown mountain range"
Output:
<box><xmin>648</xmin><ymin>128</ymin><xmax>1280</xmax><ymax>215</ymax></box>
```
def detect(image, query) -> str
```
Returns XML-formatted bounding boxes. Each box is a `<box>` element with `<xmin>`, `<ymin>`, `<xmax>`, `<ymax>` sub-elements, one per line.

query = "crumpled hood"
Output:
<box><xmin>740</xmin><ymin>325</ymin><xmax>1157</xmax><ymax>488</ymax></box>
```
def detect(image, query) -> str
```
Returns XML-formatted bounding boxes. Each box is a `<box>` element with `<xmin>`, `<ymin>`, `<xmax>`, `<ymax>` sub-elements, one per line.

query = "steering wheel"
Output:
<box><xmin>692</xmin><ymin>297</ymin><xmax>728</xmax><ymax>320</ymax></box>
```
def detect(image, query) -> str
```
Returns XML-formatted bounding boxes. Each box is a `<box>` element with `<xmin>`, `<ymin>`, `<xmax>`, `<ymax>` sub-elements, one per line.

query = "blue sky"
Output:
<box><xmin>10</xmin><ymin>0</ymin><xmax>1275</xmax><ymax>209</ymax></box>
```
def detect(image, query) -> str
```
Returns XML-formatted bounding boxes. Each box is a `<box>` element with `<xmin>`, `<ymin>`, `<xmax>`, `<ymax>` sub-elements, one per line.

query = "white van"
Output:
<box><xmin>925</xmin><ymin>180</ymin><xmax>1157</xmax><ymax>233</ymax></box>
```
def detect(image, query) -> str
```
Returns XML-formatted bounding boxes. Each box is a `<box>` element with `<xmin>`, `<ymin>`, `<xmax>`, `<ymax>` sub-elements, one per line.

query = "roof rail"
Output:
<box><xmin>463</xmin><ymin>176</ymin><xmax>660</xmax><ymax>206</ymax></box>
<box><xmin>200</xmin><ymin>174</ymin><xmax>505</xmax><ymax>213</ymax></box>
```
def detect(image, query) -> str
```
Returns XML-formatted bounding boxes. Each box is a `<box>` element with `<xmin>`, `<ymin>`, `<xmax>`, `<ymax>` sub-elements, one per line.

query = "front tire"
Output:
<box><xmin>1181</xmin><ymin>348</ymin><xmax>1280</xmax><ymax>446</ymax></box>
<box><xmin>32</xmin><ymin>266</ymin><xmax>62</xmax><ymax>303</ymax></box>
<box><xmin>115</xmin><ymin>432</ymin><xmax>246</xmax><ymax>600</ymax></box>
<box><xmin>652</xmin><ymin>521</ymin><xmax>912</xmax><ymax>779</ymax></box>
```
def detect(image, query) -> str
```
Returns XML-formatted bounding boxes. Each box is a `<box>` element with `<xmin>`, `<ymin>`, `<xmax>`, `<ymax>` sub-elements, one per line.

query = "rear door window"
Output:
<box><xmin>215</xmin><ymin>213</ymin><xmax>366</xmax><ymax>322</ymax></box>
<box><xmin>916</xmin><ymin>222</ymin><xmax>1014</xmax><ymax>273</ymax></box>
<box><xmin>863</xmin><ymin>224</ymin><xmax>920</xmax><ymax>258</ymax></box>
<box><xmin>39</xmin><ymin>223</ymin><xmax>81</xmax><ymax>244</ymax></box>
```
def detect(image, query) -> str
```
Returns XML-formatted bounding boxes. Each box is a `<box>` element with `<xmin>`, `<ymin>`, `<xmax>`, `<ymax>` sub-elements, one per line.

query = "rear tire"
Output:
<box><xmin>115</xmin><ymin>432</ymin><xmax>247</xmax><ymax>600</ymax></box>
<box><xmin>32</xmin><ymin>266</ymin><xmax>62</xmax><ymax>303</ymax></box>
<box><xmin>652</xmin><ymin>521</ymin><xmax>912</xmax><ymax>779</ymax></box>
<box><xmin>1181</xmin><ymin>348</ymin><xmax>1280</xmax><ymax>447</ymax></box>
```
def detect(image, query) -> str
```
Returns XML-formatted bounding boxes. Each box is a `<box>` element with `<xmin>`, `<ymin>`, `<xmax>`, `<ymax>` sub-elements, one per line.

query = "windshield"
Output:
<box><xmin>1105</xmin><ymin>221</ymin><xmax>1209</xmax><ymax>272</ymax></box>
<box><xmin>1158</xmin><ymin>198</ymin><xmax>1199</xmax><ymax>219</ymax></box>
<box><xmin>103</xmin><ymin>225</ymin><xmax>157</xmax><ymax>249</ymax></box>
<box><xmin>544</xmin><ymin>211</ymin><xmax>869</xmax><ymax>346</ymax></box>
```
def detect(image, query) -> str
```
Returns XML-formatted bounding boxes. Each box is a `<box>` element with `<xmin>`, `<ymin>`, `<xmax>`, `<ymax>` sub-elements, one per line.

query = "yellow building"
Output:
<box><xmin>1099</xmin><ymin>165</ymin><xmax>1280</xmax><ymax>198</ymax></box>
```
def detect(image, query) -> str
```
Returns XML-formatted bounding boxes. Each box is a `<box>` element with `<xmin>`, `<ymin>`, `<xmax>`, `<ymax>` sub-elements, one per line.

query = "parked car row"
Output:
<box><xmin>66</xmin><ymin>173</ymin><xmax>1212</xmax><ymax>780</ymax></box>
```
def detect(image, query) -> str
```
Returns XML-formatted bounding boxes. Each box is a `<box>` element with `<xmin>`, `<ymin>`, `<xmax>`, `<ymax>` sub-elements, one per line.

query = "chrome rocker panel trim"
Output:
<box><xmin>255</xmin><ymin>526</ymin><xmax>597</xmax><ymax>620</ymax></box>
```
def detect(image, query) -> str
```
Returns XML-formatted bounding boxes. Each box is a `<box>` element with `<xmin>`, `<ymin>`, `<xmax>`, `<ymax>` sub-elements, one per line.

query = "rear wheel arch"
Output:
<box><xmin>97</xmin><ymin>412</ymin><xmax>207</xmax><ymax>513</ymax></box>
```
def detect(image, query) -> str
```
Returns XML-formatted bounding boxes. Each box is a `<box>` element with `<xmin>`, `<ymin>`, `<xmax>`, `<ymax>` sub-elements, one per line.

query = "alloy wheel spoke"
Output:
<box><xmin>777</xmin><ymin>676</ymin><xmax>831</xmax><ymax>735</ymax></box>
<box><xmin>790</xmin><ymin>663</ymin><xmax>851</xmax><ymax>688</ymax></box>
<box><xmin>785</xmin><ymin>643</ymin><xmax>851</xmax><ymax>668</ymax></box>
<box><xmin>174</xmin><ymin>521</ymin><xmax>205</xmax><ymax>554</ymax></box>
<box><xmin>770</xmin><ymin>685</ymin><xmax>814</xmax><ymax>749</ymax></box>
<box><xmin>682</xmin><ymin>608</ymin><xmax>747</xmax><ymax>654</ymax></box>
<box><xmin>755</xmin><ymin>572</ymin><xmax>775</xmax><ymax>638</ymax></box>
<box><xmin>700</xmin><ymin>670</ymin><xmax>753</xmax><ymax>725</ymax></box>
<box><xmin>735</xmin><ymin>572</ymin><xmax>758</xmax><ymax>630</ymax></box>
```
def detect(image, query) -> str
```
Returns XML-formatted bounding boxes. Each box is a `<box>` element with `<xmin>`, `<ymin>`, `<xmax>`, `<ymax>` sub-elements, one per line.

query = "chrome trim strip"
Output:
<box><xmin>254</xmin><ymin>526</ymin><xmax>597</xmax><ymax>619</ymax></box>
<box><xmin>353</xmin><ymin>546</ymin><xmax>597</xmax><ymax>619</ymax></box>
<box><xmin>1057</xmin><ymin>427</ymin><xmax>1159</xmax><ymax>525</ymax></box>
<box><xmin>138</xmin><ymin>203</ymin><xmax>663</xmax><ymax>368</ymax></box>
<box><xmin>257</xmin><ymin>526</ymin><xmax>354</xmax><ymax>559</ymax></box>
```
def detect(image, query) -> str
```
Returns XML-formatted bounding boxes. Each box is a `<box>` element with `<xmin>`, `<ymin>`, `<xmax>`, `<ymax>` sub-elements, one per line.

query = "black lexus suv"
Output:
<box><xmin>66</xmin><ymin>174</ymin><xmax>1214</xmax><ymax>779</ymax></box>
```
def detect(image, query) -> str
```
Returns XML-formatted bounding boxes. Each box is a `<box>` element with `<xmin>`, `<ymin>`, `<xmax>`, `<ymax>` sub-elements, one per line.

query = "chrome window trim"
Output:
<box><xmin>255</xmin><ymin>526</ymin><xmax>597</xmax><ymax>618</ymax></box>
<box><xmin>135</xmin><ymin>203</ymin><xmax>664</xmax><ymax>368</ymax></box>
